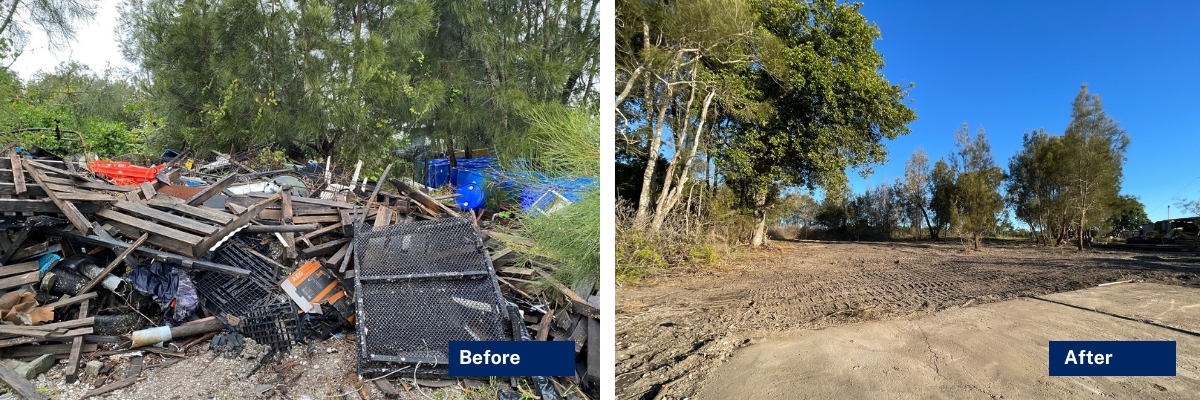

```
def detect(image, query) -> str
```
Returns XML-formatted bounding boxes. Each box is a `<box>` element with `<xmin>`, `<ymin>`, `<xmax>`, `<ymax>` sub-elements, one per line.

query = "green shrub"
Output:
<box><xmin>689</xmin><ymin>246</ymin><xmax>718</xmax><ymax>266</ymax></box>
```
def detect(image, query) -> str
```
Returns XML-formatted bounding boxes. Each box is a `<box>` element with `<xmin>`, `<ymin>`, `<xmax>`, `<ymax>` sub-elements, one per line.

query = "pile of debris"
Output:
<box><xmin>0</xmin><ymin>146</ymin><xmax>599</xmax><ymax>399</ymax></box>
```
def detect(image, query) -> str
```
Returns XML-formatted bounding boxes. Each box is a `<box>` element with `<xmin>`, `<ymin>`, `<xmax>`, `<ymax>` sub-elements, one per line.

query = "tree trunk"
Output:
<box><xmin>751</xmin><ymin>189</ymin><xmax>769</xmax><ymax>247</ymax></box>
<box><xmin>752</xmin><ymin>208</ymin><xmax>768</xmax><ymax>247</ymax></box>
<box><xmin>920</xmin><ymin>206</ymin><xmax>935</xmax><ymax>240</ymax></box>
<box><xmin>633</xmin><ymin>75</ymin><xmax>673</xmax><ymax>228</ymax></box>
<box><xmin>1077</xmin><ymin>209</ymin><xmax>1086</xmax><ymax>251</ymax></box>
<box><xmin>650</xmin><ymin>90</ymin><xmax>715</xmax><ymax>232</ymax></box>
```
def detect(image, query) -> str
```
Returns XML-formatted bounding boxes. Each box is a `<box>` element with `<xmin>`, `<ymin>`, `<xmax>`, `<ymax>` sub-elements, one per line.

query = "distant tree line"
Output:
<box><xmin>796</xmin><ymin>85</ymin><xmax>1148</xmax><ymax>251</ymax></box>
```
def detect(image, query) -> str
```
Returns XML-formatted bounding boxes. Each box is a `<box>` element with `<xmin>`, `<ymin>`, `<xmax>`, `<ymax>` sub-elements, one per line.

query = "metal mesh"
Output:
<box><xmin>358</xmin><ymin>277</ymin><xmax>505</xmax><ymax>360</ymax></box>
<box><xmin>241</xmin><ymin>301</ymin><xmax>299</xmax><ymax>351</ymax></box>
<box><xmin>194</xmin><ymin>236</ymin><xmax>277</xmax><ymax>318</ymax></box>
<box><xmin>354</xmin><ymin>218</ymin><xmax>490</xmax><ymax>276</ymax></box>
<box><xmin>354</xmin><ymin>217</ymin><xmax>507</xmax><ymax>377</ymax></box>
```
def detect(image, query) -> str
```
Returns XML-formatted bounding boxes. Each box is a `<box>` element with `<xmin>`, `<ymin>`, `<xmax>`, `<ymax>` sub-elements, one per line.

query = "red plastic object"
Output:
<box><xmin>87</xmin><ymin>160</ymin><xmax>165</xmax><ymax>186</ymax></box>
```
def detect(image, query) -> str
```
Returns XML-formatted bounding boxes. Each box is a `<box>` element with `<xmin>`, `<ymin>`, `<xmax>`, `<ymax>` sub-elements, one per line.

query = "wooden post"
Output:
<box><xmin>64</xmin><ymin>298</ymin><xmax>90</xmax><ymax>383</ymax></box>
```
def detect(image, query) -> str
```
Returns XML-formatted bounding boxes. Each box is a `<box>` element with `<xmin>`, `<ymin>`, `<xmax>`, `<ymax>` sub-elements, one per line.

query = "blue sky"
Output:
<box><xmin>843</xmin><ymin>0</ymin><xmax>1200</xmax><ymax>222</ymax></box>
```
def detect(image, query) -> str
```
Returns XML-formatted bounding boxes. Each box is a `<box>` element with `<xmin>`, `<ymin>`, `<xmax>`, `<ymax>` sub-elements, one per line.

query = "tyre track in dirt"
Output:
<box><xmin>615</xmin><ymin>241</ymin><xmax>1200</xmax><ymax>399</ymax></box>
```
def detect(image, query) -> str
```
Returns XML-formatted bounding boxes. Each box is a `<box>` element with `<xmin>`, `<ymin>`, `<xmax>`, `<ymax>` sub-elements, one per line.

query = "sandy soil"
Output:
<box><xmin>615</xmin><ymin>240</ymin><xmax>1200</xmax><ymax>399</ymax></box>
<box><xmin>31</xmin><ymin>335</ymin><xmax>505</xmax><ymax>400</ymax></box>
<box><xmin>698</xmin><ymin>283</ymin><xmax>1200</xmax><ymax>399</ymax></box>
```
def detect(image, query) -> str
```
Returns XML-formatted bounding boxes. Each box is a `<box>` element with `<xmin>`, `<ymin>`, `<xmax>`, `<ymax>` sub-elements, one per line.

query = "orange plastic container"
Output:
<box><xmin>88</xmin><ymin>161</ymin><xmax>165</xmax><ymax>186</ymax></box>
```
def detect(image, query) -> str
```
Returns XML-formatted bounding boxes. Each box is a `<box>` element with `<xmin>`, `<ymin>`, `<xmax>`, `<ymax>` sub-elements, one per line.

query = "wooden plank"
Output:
<box><xmin>139</xmin><ymin>182</ymin><xmax>157</xmax><ymax>199</ymax></box>
<box><xmin>0</xmin><ymin>326</ymin><xmax>52</xmax><ymax>338</ymax></box>
<box><xmin>9</xmin><ymin>154</ymin><xmax>25</xmax><ymax>195</ymax></box>
<box><xmin>0</xmin><ymin>182</ymin><xmax>47</xmax><ymax>197</ymax></box>
<box><xmin>374</xmin><ymin>207</ymin><xmax>394</xmax><ymax>227</ymax></box>
<box><xmin>248</xmin><ymin>191</ymin><xmax>356</xmax><ymax>208</ymax></box>
<box><xmin>96</xmin><ymin>209</ymin><xmax>204</xmax><ymax>245</ymax></box>
<box><xmin>53</xmin><ymin>191</ymin><xmax>116</xmax><ymax>202</ymax></box>
<box><xmin>79</xmin><ymin>233</ymin><xmax>147</xmax><ymax>295</ymax></box>
<box><xmin>292</xmin><ymin>215</ymin><xmax>341</xmax><ymax>224</ymax></box>
<box><xmin>0</xmin><ymin>157</ymin><xmax>65</xmax><ymax>170</ymax></box>
<box><xmin>299</xmin><ymin>237</ymin><xmax>352</xmax><ymax>259</ymax></box>
<box><xmin>43</xmin><ymin>292</ymin><xmax>98</xmax><ymax>310</ymax></box>
<box><xmin>533</xmin><ymin>268</ymin><xmax>598</xmax><ymax>318</ymax></box>
<box><xmin>326</xmin><ymin>243</ymin><xmax>350</xmax><ymax>266</ymax></box>
<box><xmin>490</xmin><ymin>248</ymin><xmax>514</xmax><ymax>263</ymax></box>
<box><xmin>146</xmin><ymin>197</ymin><xmax>234</xmax><ymax>224</ymax></box>
<box><xmin>259</xmin><ymin>208</ymin><xmax>341</xmax><ymax>219</ymax></box>
<box><xmin>368</xmin><ymin>163</ymin><xmax>392</xmax><ymax>203</ymax></box>
<box><xmin>338</xmin><ymin>244</ymin><xmax>354</xmax><ymax>273</ymax></box>
<box><xmin>535</xmin><ymin>309</ymin><xmax>554</xmax><ymax>341</ymax></box>
<box><xmin>390</xmin><ymin>178</ymin><xmax>458</xmax><ymax>217</ymax></box>
<box><xmin>498</xmin><ymin>267</ymin><xmax>535</xmax><ymax>277</ymax></box>
<box><xmin>243</xmin><ymin>224</ymin><xmax>319</xmax><ymax>233</ymax></box>
<box><xmin>186</xmin><ymin>174</ymin><xmax>237</xmax><ymax>206</ymax></box>
<box><xmin>299</xmin><ymin>223</ymin><xmax>341</xmax><ymax>241</ymax></box>
<box><xmin>0</xmin><ymin>199</ymin><xmax>100</xmax><ymax>214</ymax></box>
<box><xmin>59</xmin><ymin>232</ymin><xmax>248</xmax><ymax>277</ymax></box>
<box><xmin>0</xmin><ymin>362</ymin><xmax>48</xmax><ymax>400</ymax></box>
<box><xmin>0</xmin><ymin>272</ymin><xmax>39</xmax><ymax>291</ymax></box>
<box><xmin>4</xmin><ymin>343</ymin><xmax>96</xmax><ymax>358</ymax></box>
<box><xmin>586</xmin><ymin>316</ymin><xmax>599</xmax><ymax>383</ymax></box>
<box><xmin>280</xmin><ymin>189</ymin><xmax>298</xmax><ymax>258</ymax></box>
<box><xmin>194</xmin><ymin>194</ymin><xmax>280</xmax><ymax>255</ymax></box>
<box><xmin>487</xmin><ymin>230</ymin><xmax>536</xmax><ymax>248</ymax></box>
<box><xmin>0</xmin><ymin>261</ymin><xmax>38</xmax><ymax>277</ymax></box>
<box><xmin>0</xmin><ymin>198</ymin><xmax>100</xmax><ymax>214</ymax></box>
<box><xmin>65</xmin><ymin>298</ymin><xmax>90</xmax><ymax>383</ymax></box>
<box><xmin>10</xmin><ymin>242</ymin><xmax>48</xmax><ymax>262</ymax></box>
<box><xmin>26</xmin><ymin>159</ymin><xmax>80</xmax><ymax>178</ymax></box>
<box><xmin>104</xmin><ymin>219</ymin><xmax>198</xmax><ymax>257</ymax></box>
<box><xmin>23</xmin><ymin>160</ymin><xmax>91</xmax><ymax>233</ymax></box>
<box><xmin>340</xmin><ymin>207</ymin><xmax>379</xmax><ymax>226</ymax></box>
<box><xmin>280</xmin><ymin>190</ymin><xmax>294</xmax><ymax>224</ymax></box>
<box><xmin>112</xmin><ymin>200</ymin><xmax>218</xmax><ymax>235</ymax></box>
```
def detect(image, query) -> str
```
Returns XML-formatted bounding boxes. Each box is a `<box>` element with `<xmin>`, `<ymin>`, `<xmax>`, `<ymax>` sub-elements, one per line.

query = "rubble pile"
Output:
<box><xmin>0</xmin><ymin>146</ymin><xmax>599</xmax><ymax>399</ymax></box>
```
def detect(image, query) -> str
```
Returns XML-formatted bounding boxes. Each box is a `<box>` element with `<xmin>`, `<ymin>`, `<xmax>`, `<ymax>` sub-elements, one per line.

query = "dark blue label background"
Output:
<box><xmin>1049</xmin><ymin>341</ymin><xmax>1175</xmax><ymax>376</ymax></box>
<box><xmin>448</xmin><ymin>341</ymin><xmax>575</xmax><ymax>376</ymax></box>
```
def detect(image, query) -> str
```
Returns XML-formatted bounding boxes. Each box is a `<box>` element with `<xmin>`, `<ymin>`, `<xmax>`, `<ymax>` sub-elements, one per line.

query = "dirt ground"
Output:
<box><xmin>698</xmin><ymin>283</ymin><xmax>1200</xmax><ymax>399</ymax></box>
<box><xmin>28</xmin><ymin>335</ymin><xmax>509</xmax><ymax>400</ymax></box>
<box><xmin>615</xmin><ymin>240</ymin><xmax>1200</xmax><ymax>399</ymax></box>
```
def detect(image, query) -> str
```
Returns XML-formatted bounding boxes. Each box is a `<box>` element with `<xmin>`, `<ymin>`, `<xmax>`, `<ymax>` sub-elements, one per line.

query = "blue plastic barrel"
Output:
<box><xmin>456</xmin><ymin>181</ymin><xmax>486</xmax><ymax>211</ymax></box>
<box><xmin>426</xmin><ymin>160</ymin><xmax>451</xmax><ymax>188</ymax></box>
<box><xmin>456</xmin><ymin>169</ymin><xmax>484</xmax><ymax>186</ymax></box>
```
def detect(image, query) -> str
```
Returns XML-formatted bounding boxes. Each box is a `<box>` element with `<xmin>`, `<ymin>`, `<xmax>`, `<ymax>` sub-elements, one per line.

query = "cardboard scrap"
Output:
<box><xmin>0</xmin><ymin>291</ymin><xmax>54</xmax><ymax>326</ymax></box>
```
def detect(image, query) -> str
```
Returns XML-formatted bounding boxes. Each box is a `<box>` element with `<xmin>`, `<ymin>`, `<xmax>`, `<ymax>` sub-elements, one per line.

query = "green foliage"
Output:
<box><xmin>950</xmin><ymin>124</ymin><xmax>1006</xmax><ymax>250</ymax></box>
<box><xmin>123</xmin><ymin>0</ymin><xmax>597</xmax><ymax>171</ymax></box>
<box><xmin>688</xmin><ymin>246</ymin><xmax>718</xmax><ymax>266</ymax></box>
<box><xmin>716</xmin><ymin>0</ymin><xmax>916</xmax><ymax>245</ymax></box>
<box><xmin>516</xmin><ymin>190</ymin><xmax>599</xmax><ymax>288</ymax></box>
<box><xmin>1005</xmin><ymin>85</ymin><xmax>1129</xmax><ymax>248</ymax></box>
<box><xmin>256</xmin><ymin>148</ymin><xmax>287</xmax><ymax>168</ymax></box>
<box><xmin>510</xmin><ymin>107</ymin><xmax>599</xmax><ymax>288</ymax></box>
<box><xmin>1106</xmin><ymin>194</ymin><xmax>1149</xmax><ymax>236</ymax></box>
<box><xmin>928</xmin><ymin>158</ymin><xmax>957</xmax><ymax>239</ymax></box>
<box><xmin>0</xmin><ymin>63</ymin><xmax>142</xmax><ymax>158</ymax></box>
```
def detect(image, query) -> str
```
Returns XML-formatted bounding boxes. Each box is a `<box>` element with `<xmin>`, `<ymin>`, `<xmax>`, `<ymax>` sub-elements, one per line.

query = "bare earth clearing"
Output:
<box><xmin>616</xmin><ymin>240</ymin><xmax>1200</xmax><ymax>399</ymax></box>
